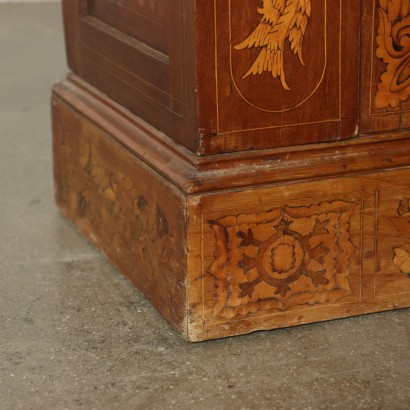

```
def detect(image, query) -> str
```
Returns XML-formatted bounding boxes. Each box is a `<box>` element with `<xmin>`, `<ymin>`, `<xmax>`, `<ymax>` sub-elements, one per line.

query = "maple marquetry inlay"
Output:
<box><xmin>235</xmin><ymin>0</ymin><xmax>311</xmax><ymax>91</ymax></box>
<box><xmin>206</xmin><ymin>200</ymin><xmax>359</xmax><ymax>320</ymax></box>
<box><xmin>375</xmin><ymin>0</ymin><xmax>410</xmax><ymax>108</ymax></box>
<box><xmin>393</xmin><ymin>199</ymin><xmax>410</xmax><ymax>277</ymax></box>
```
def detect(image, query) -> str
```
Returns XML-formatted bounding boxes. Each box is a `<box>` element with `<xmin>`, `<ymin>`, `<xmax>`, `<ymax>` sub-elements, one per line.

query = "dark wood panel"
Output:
<box><xmin>62</xmin><ymin>0</ymin><xmax>198</xmax><ymax>151</ymax></box>
<box><xmin>80</xmin><ymin>16</ymin><xmax>170</xmax><ymax>95</ymax></box>
<box><xmin>196</xmin><ymin>0</ymin><xmax>361</xmax><ymax>154</ymax></box>
<box><xmin>63</xmin><ymin>0</ymin><xmax>367</xmax><ymax>155</ymax></box>
<box><xmin>81</xmin><ymin>55</ymin><xmax>173</xmax><ymax>135</ymax></box>
<box><xmin>88</xmin><ymin>0</ymin><xmax>168</xmax><ymax>53</ymax></box>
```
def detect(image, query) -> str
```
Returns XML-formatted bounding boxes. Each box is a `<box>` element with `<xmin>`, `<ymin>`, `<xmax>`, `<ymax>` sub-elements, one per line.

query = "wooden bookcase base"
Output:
<box><xmin>52</xmin><ymin>76</ymin><xmax>410</xmax><ymax>342</ymax></box>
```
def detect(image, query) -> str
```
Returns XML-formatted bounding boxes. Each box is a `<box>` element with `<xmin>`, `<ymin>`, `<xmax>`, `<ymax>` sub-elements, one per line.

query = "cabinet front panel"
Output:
<box><xmin>187</xmin><ymin>170</ymin><xmax>410</xmax><ymax>339</ymax></box>
<box><xmin>360</xmin><ymin>0</ymin><xmax>410</xmax><ymax>133</ymax></box>
<box><xmin>196</xmin><ymin>0</ymin><xmax>360</xmax><ymax>154</ymax></box>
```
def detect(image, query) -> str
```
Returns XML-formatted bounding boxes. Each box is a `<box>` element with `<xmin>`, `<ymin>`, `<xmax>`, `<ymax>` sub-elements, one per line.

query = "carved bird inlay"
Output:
<box><xmin>235</xmin><ymin>0</ymin><xmax>312</xmax><ymax>91</ymax></box>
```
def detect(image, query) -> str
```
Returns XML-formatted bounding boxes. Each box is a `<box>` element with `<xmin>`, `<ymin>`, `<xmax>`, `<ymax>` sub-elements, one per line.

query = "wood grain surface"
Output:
<box><xmin>62</xmin><ymin>1</ymin><xmax>410</xmax><ymax>154</ymax></box>
<box><xmin>62</xmin><ymin>0</ymin><xmax>363</xmax><ymax>154</ymax></box>
<box><xmin>196</xmin><ymin>0</ymin><xmax>360</xmax><ymax>153</ymax></box>
<box><xmin>53</xmin><ymin>93</ymin><xmax>189</xmax><ymax>337</ymax></box>
<box><xmin>54</xmin><ymin>2</ymin><xmax>410</xmax><ymax>341</ymax></box>
<box><xmin>62</xmin><ymin>0</ymin><xmax>198</xmax><ymax>151</ymax></box>
<box><xmin>187</xmin><ymin>172</ymin><xmax>410</xmax><ymax>341</ymax></box>
<box><xmin>52</xmin><ymin>77</ymin><xmax>410</xmax><ymax>341</ymax></box>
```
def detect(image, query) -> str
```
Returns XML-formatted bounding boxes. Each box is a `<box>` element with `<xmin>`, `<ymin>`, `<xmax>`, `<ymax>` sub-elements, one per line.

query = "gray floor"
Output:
<box><xmin>0</xmin><ymin>3</ymin><xmax>409</xmax><ymax>410</ymax></box>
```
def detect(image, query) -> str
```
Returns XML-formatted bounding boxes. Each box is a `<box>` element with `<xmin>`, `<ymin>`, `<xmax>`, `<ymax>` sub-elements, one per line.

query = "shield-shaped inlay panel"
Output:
<box><xmin>198</xmin><ymin>0</ymin><xmax>360</xmax><ymax>153</ymax></box>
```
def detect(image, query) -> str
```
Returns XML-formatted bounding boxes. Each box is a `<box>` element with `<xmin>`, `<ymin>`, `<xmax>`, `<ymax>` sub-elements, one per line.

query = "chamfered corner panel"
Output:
<box><xmin>196</xmin><ymin>0</ymin><xmax>361</xmax><ymax>154</ymax></box>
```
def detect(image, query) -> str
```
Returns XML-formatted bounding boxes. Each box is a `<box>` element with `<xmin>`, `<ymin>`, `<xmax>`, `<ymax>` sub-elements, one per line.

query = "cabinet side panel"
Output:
<box><xmin>61</xmin><ymin>0</ymin><xmax>198</xmax><ymax>152</ymax></box>
<box><xmin>52</xmin><ymin>87</ymin><xmax>188</xmax><ymax>336</ymax></box>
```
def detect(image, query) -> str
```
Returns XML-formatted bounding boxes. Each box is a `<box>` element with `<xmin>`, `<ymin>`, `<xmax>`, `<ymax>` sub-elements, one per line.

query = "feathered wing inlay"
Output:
<box><xmin>235</xmin><ymin>0</ymin><xmax>311</xmax><ymax>90</ymax></box>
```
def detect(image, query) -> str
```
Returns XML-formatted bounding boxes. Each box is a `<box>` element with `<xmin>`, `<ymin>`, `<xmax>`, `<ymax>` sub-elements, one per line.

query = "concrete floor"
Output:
<box><xmin>0</xmin><ymin>3</ymin><xmax>409</xmax><ymax>410</ymax></box>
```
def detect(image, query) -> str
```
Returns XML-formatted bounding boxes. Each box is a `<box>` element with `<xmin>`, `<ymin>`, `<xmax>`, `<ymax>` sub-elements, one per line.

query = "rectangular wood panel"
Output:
<box><xmin>52</xmin><ymin>92</ymin><xmax>189</xmax><ymax>336</ymax></box>
<box><xmin>187</xmin><ymin>172</ymin><xmax>410</xmax><ymax>340</ymax></box>
<box><xmin>196</xmin><ymin>0</ymin><xmax>361</xmax><ymax>154</ymax></box>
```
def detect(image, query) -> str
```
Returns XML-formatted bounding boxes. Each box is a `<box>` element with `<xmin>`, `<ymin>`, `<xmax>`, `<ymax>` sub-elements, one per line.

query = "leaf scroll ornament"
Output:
<box><xmin>392</xmin><ymin>199</ymin><xmax>410</xmax><ymax>278</ymax></box>
<box><xmin>393</xmin><ymin>245</ymin><xmax>410</xmax><ymax>277</ymax></box>
<box><xmin>375</xmin><ymin>0</ymin><xmax>410</xmax><ymax>108</ymax></box>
